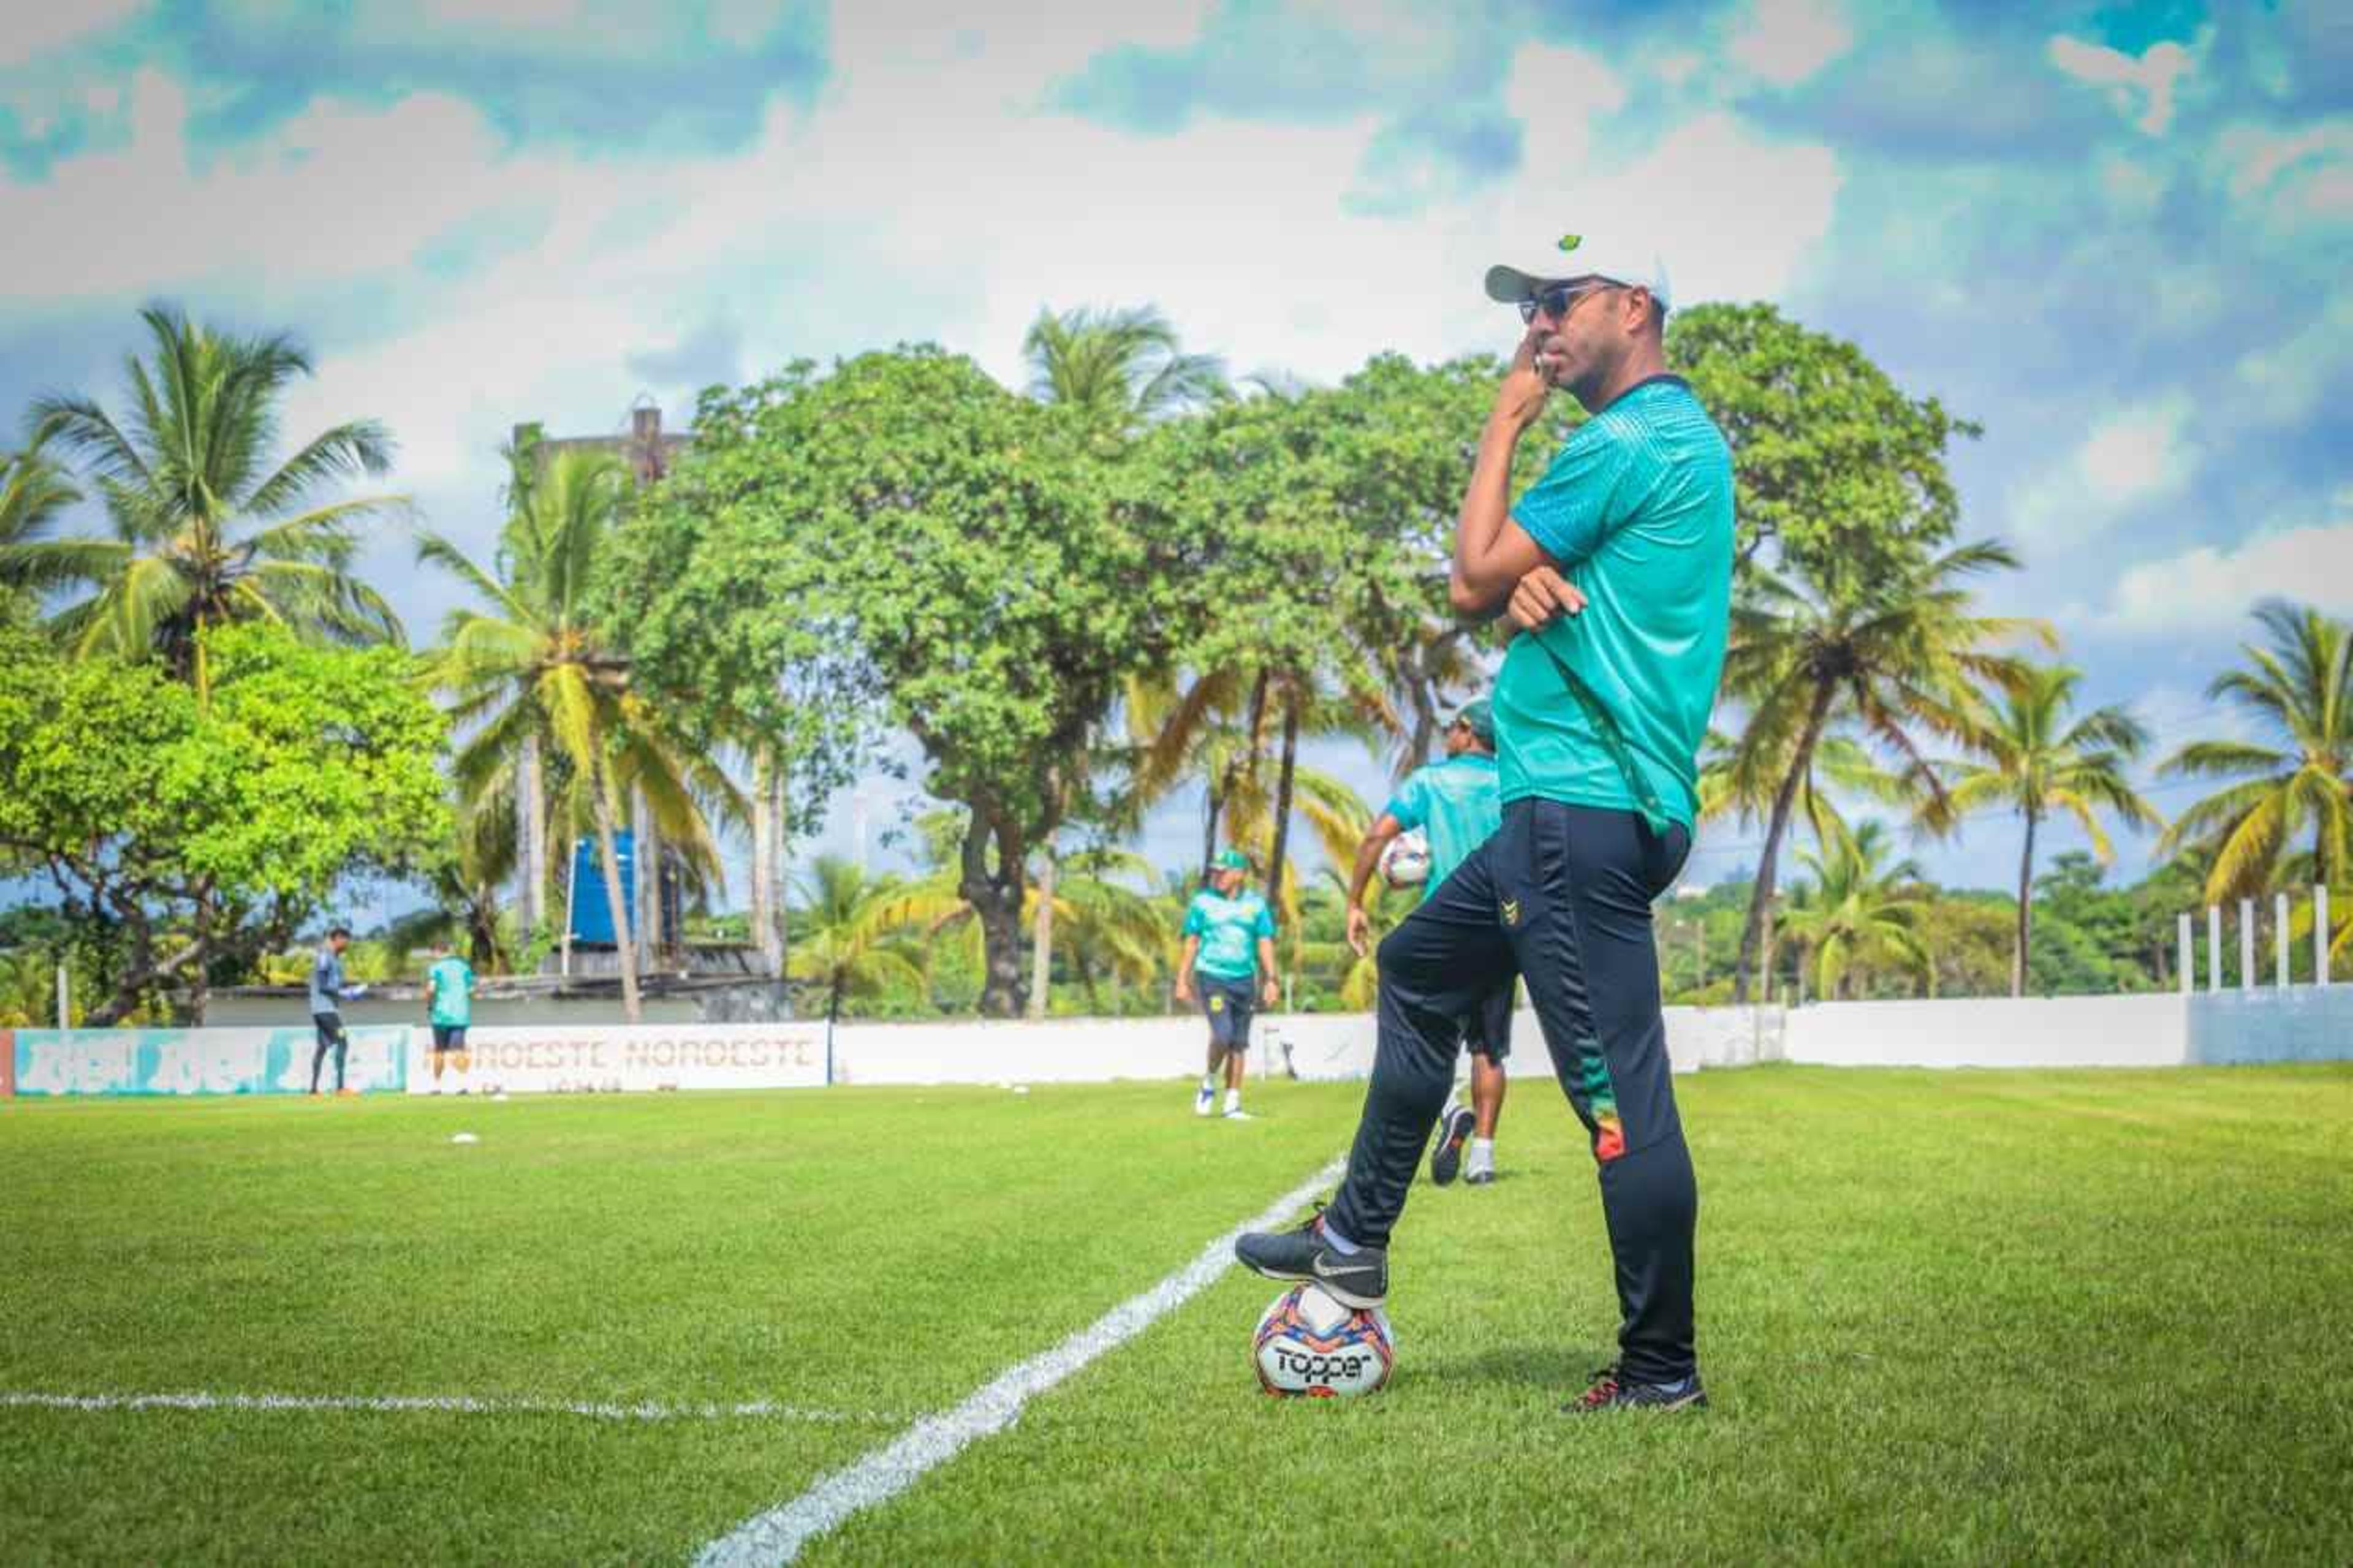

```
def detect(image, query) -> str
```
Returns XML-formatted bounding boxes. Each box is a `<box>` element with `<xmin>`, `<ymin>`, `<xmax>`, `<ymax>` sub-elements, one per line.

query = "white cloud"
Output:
<box><xmin>1</xmin><ymin>72</ymin><xmax>512</xmax><ymax>302</ymax></box>
<box><xmin>2232</xmin><ymin>292</ymin><xmax>2353</xmax><ymax>424</ymax></box>
<box><xmin>2101</xmin><ymin>518</ymin><xmax>2353</xmax><ymax>635</ymax></box>
<box><xmin>2217</xmin><ymin>118</ymin><xmax>2353</xmax><ymax>233</ymax></box>
<box><xmin>1729</xmin><ymin>0</ymin><xmax>1855</xmax><ymax>89</ymax></box>
<box><xmin>0</xmin><ymin>0</ymin><xmax>145</xmax><ymax>69</ymax></box>
<box><xmin>2011</xmin><ymin>393</ymin><xmax>2199</xmax><ymax>548</ymax></box>
<box><xmin>2046</xmin><ymin>33</ymin><xmax>2196</xmax><ymax>135</ymax></box>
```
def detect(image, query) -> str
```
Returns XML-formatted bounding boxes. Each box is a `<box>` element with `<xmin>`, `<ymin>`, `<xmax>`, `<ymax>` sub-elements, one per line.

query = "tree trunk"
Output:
<box><xmin>1204</xmin><ymin>669</ymin><xmax>1272</xmax><ymax>879</ymax></box>
<box><xmin>1734</xmin><ymin>683</ymin><xmax>1835</xmax><ymax>1003</ymax></box>
<box><xmin>633</xmin><ymin>790</ymin><xmax>663</xmax><ymax>974</ymax></box>
<box><xmin>2012</xmin><ymin>808</ymin><xmax>2038</xmax><ymax>998</ymax></box>
<box><xmin>960</xmin><ymin>806</ymin><xmax>1028</xmax><ymax>1018</ymax></box>
<box><xmin>1027</xmin><ymin>848</ymin><xmax>1056</xmax><ymax>1020</ymax></box>
<box><xmin>1265</xmin><ymin>687</ymin><xmax>1301</xmax><ymax>903</ymax></box>
<box><xmin>518</xmin><ymin>731</ymin><xmax>547</xmax><ymax>933</ymax></box>
<box><xmin>751</xmin><ymin>749</ymin><xmax>775</xmax><ymax>975</ymax></box>
<box><xmin>591</xmin><ymin>757</ymin><xmax>643</xmax><ymax>1023</ymax></box>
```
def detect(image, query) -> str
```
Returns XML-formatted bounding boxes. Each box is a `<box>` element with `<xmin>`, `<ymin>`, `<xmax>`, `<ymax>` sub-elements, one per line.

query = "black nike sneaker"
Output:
<box><xmin>1233</xmin><ymin>1209</ymin><xmax>1388</xmax><ymax>1309</ymax></box>
<box><xmin>1429</xmin><ymin>1104</ymin><xmax>1476</xmax><ymax>1187</ymax></box>
<box><xmin>1563</xmin><ymin>1363</ymin><xmax>1708</xmax><ymax>1414</ymax></box>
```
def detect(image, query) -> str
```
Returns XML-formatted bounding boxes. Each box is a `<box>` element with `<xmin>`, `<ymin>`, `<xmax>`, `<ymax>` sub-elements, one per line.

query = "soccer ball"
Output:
<box><xmin>1378</xmin><ymin>830</ymin><xmax>1431</xmax><ymax>890</ymax></box>
<box><xmin>1253</xmin><ymin>1283</ymin><xmax>1395</xmax><ymax>1398</ymax></box>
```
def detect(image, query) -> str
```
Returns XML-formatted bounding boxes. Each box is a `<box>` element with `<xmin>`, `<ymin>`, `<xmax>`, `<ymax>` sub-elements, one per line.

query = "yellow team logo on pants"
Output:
<box><xmin>1208</xmin><ymin>996</ymin><xmax>1225</xmax><ymax>1012</ymax></box>
<box><xmin>1501</xmin><ymin>899</ymin><xmax>1521</xmax><ymax>927</ymax></box>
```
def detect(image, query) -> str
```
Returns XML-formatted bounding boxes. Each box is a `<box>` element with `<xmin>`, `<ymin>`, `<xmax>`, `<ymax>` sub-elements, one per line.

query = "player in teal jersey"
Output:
<box><xmin>1240</xmin><ymin>233</ymin><xmax>1732</xmax><ymax>1413</ymax></box>
<box><xmin>1176</xmin><ymin>848</ymin><xmax>1279</xmax><ymax>1119</ymax></box>
<box><xmin>1346</xmin><ymin>699</ymin><xmax>1510</xmax><ymax>1185</ymax></box>
<box><xmin>425</xmin><ymin>952</ymin><xmax>475</xmax><ymax>1094</ymax></box>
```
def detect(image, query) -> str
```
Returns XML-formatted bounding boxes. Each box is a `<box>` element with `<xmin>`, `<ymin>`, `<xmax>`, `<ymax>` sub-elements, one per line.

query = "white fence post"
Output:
<box><xmin>2276</xmin><ymin>891</ymin><xmax>2290</xmax><ymax>988</ymax></box>
<box><xmin>2239</xmin><ymin>898</ymin><xmax>2254</xmax><ymax>994</ymax></box>
<box><xmin>56</xmin><ymin>963</ymin><xmax>69</xmax><ymax>1029</ymax></box>
<box><xmin>2177</xmin><ymin>912</ymin><xmax>2192</xmax><ymax>998</ymax></box>
<box><xmin>2207</xmin><ymin>905</ymin><xmax>2222</xmax><ymax>993</ymax></box>
<box><xmin>2321</xmin><ymin>885</ymin><xmax>2332</xmax><ymax>988</ymax></box>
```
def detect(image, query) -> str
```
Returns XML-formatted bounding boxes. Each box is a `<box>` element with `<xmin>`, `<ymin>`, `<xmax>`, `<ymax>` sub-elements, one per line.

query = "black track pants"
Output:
<box><xmin>1325</xmin><ymin>798</ymin><xmax>1699</xmax><ymax>1384</ymax></box>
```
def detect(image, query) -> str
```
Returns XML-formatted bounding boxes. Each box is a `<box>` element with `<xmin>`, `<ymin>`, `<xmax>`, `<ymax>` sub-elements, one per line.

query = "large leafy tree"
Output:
<box><xmin>0</xmin><ymin>623</ymin><xmax>447</xmax><ymax>1022</ymax></box>
<box><xmin>1942</xmin><ymin>663</ymin><xmax>2159</xmax><ymax>996</ymax></box>
<box><xmin>6</xmin><ymin>306</ymin><xmax>405</xmax><ymax>698</ymax></box>
<box><xmin>418</xmin><ymin>447</ymin><xmax>740</xmax><ymax>1022</ymax></box>
<box><xmin>1667</xmin><ymin>302</ymin><xmax>1976</xmax><ymax>580</ymax></box>
<box><xmin>2159</xmin><ymin>601</ymin><xmax>2353</xmax><ymax>920</ymax></box>
<box><xmin>1719</xmin><ymin>539</ymin><xmax>2037</xmax><ymax>1001</ymax></box>
<box><xmin>1017</xmin><ymin>304</ymin><xmax>1227</xmax><ymax>1014</ymax></box>
<box><xmin>606</xmin><ymin>347</ymin><xmax>1195</xmax><ymax>1016</ymax></box>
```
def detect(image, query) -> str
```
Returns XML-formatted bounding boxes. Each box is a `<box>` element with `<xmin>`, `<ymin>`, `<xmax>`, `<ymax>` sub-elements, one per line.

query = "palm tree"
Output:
<box><xmin>1719</xmin><ymin>539</ymin><xmax>2040</xmax><ymax>1001</ymax></box>
<box><xmin>1043</xmin><ymin>850</ymin><xmax>1169</xmax><ymax>1014</ymax></box>
<box><xmin>1776</xmin><ymin>819</ymin><xmax>1930</xmax><ymax>1000</ymax></box>
<box><xmin>417</xmin><ymin>447</ymin><xmax>740</xmax><ymax>1022</ymax></box>
<box><xmin>384</xmin><ymin>789</ymin><xmax>519</xmax><ymax>976</ymax></box>
<box><xmin>788</xmin><ymin>857</ymin><xmax>939</xmax><ymax>1027</ymax></box>
<box><xmin>2159</xmin><ymin>600</ymin><xmax>2353</xmax><ymax>912</ymax></box>
<box><xmin>0</xmin><ymin>442</ymin><xmax>81</xmax><ymax>619</ymax></box>
<box><xmin>6</xmin><ymin>306</ymin><xmax>404</xmax><ymax>699</ymax></box>
<box><xmin>1942</xmin><ymin>663</ymin><xmax>2159</xmax><ymax>996</ymax></box>
<box><xmin>1021</xmin><ymin>304</ymin><xmax>1227</xmax><ymax>438</ymax></box>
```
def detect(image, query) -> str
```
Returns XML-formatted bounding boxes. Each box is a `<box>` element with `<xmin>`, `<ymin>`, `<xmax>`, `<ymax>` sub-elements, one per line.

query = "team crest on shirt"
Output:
<box><xmin>1501</xmin><ymin>898</ymin><xmax>1520</xmax><ymax>927</ymax></box>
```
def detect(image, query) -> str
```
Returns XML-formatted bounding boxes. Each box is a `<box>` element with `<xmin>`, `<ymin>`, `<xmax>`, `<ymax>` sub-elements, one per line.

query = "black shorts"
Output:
<box><xmin>431</xmin><ymin>1025</ymin><xmax>468</xmax><ymax>1053</ymax></box>
<box><xmin>1463</xmin><ymin>981</ymin><xmax>1514</xmax><ymax>1062</ymax></box>
<box><xmin>1197</xmin><ymin>975</ymin><xmax>1256</xmax><ymax>1050</ymax></box>
<box><xmin>312</xmin><ymin>1012</ymin><xmax>347</xmax><ymax>1049</ymax></box>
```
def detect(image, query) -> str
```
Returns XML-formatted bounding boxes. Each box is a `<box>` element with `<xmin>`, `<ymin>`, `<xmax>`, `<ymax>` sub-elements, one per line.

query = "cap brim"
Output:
<box><xmin>1484</xmin><ymin>264</ymin><xmax>1547</xmax><ymax>305</ymax></box>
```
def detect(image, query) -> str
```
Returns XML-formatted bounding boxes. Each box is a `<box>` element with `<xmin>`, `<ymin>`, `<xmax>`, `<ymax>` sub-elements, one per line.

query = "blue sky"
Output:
<box><xmin>4</xmin><ymin>0</ymin><xmax>2349</xmax><ymax>906</ymax></box>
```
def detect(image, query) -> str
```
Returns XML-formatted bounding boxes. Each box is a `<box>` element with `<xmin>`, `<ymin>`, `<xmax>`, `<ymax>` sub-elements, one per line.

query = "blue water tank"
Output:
<box><xmin>568</xmin><ymin>831</ymin><xmax>635</xmax><ymax>945</ymax></box>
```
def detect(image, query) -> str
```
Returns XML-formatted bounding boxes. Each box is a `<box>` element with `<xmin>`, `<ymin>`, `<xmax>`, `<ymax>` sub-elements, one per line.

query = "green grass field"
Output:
<box><xmin>4</xmin><ymin>1065</ymin><xmax>2350</xmax><ymax>1564</ymax></box>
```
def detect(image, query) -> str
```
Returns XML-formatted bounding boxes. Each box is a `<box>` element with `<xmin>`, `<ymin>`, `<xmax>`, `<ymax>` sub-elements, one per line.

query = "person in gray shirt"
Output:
<box><xmin>308</xmin><ymin>926</ymin><xmax>365</xmax><ymax>1096</ymax></box>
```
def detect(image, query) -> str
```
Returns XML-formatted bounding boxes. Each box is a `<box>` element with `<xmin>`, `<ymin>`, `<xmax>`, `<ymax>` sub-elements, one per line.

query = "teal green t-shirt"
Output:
<box><xmin>1495</xmin><ymin>376</ymin><xmax>1734</xmax><ymax>830</ymax></box>
<box><xmin>1181</xmin><ymin>890</ymin><xmax>1275</xmax><ymax>982</ymax></box>
<box><xmin>427</xmin><ymin>955</ymin><xmax>474</xmax><ymax>1028</ymax></box>
<box><xmin>1385</xmin><ymin>752</ymin><xmax>1501</xmax><ymax>901</ymax></box>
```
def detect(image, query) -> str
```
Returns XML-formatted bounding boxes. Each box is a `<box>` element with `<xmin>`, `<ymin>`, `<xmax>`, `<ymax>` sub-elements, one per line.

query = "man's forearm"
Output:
<box><xmin>1347</xmin><ymin>833</ymin><xmax>1388</xmax><ymax>910</ymax></box>
<box><xmin>1452</xmin><ymin>417</ymin><xmax>1524</xmax><ymax>612</ymax></box>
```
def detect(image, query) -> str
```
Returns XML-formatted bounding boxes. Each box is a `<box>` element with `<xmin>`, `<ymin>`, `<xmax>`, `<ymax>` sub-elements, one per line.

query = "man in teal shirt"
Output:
<box><xmin>1345</xmin><ymin>699</ymin><xmax>1510</xmax><ymax>1186</ymax></box>
<box><xmin>1176</xmin><ymin>849</ymin><xmax>1279</xmax><ymax>1119</ymax></box>
<box><xmin>1241</xmin><ymin>234</ymin><xmax>1731</xmax><ymax>1414</ymax></box>
<box><xmin>425</xmin><ymin>951</ymin><xmax>475</xmax><ymax>1094</ymax></box>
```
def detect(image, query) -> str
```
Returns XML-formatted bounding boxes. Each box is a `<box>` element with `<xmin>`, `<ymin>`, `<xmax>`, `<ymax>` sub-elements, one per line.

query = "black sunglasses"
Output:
<box><xmin>1518</xmin><ymin>280</ymin><xmax>1614</xmax><ymax>325</ymax></box>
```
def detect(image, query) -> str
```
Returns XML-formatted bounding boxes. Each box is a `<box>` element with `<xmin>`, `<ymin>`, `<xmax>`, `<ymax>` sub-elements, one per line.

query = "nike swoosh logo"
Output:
<box><xmin>1311</xmin><ymin>1255</ymin><xmax>1362</xmax><ymax>1280</ymax></box>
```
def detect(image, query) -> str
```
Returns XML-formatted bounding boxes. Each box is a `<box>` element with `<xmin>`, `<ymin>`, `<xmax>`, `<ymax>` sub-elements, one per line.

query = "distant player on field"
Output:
<box><xmin>307</xmin><ymin>926</ymin><xmax>366</xmax><ymax>1097</ymax></box>
<box><xmin>1346</xmin><ymin>698</ymin><xmax>1510</xmax><ymax>1186</ymax></box>
<box><xmin>426</xmin><ymin>950</ymin><xmax>476</xmax><ymax>1094</ymax></box>
<box><xmin>1239</xmin><ymin>233</ymin><xmax>1733</xmax><ymax>1414</ymax></box>
<box><xmin>1176</xmin><ymin>848</ymin><xmax>1279</xmax><ymax>1120</ymax></box>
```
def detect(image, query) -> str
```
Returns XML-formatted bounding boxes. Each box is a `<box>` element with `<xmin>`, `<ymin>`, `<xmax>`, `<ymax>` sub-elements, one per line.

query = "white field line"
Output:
<box><xmin>0</xmin><ymin>1391</ymin><xmax>900</xmax><ymax>1424</ymax></box>
<box><xmin>694</xmin><ymin>1153</ymin><xmax>1348</xmax><ymax>1568</ymax></box>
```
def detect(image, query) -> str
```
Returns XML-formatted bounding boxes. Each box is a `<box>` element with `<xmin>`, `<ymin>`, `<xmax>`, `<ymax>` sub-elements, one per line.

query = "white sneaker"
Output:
<box><xmin>1194</xmin><ymin>1085</ymin><xmax>1216</xmax><ymax>1116</ymax></box>
<box><xmin>1223</xmin><ymin>1108</ymin><xmax>1253</xmax><ymax>1121</ymax></box>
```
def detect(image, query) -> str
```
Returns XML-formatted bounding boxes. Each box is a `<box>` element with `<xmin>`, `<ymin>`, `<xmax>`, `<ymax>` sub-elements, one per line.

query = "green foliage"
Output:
<box><xmin>608</xmin><ymin>347</ymin><xmax>1196</xmax><ymax>1015</ymax></box>
<box><xmin>3</xmin><ymin>305</ymin><xmax>406</xmax><ymax>695</ymax></box>
<box><xmin>1668</xmin><ymin>301</ymin><xmax>1976</xmax><ymax>578</ymax></box>
<box><xmin>0</xmin><ymin>623</ymin><xmax>448</xmax><ymax>1021</ymax></box>
<box><xmin>2159</xmin><ymin>599</ymin><xmax>2353</xmax><ymax>904</ymax></box>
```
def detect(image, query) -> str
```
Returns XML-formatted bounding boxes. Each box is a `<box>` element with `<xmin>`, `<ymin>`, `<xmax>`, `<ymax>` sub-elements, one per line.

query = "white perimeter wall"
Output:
<box><xmin>1779</xmin><ymin>993</ymin><xmax>2187</xmax><ymax>1069</ymax></box>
